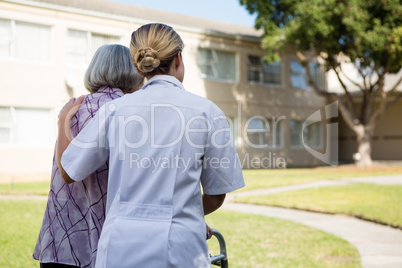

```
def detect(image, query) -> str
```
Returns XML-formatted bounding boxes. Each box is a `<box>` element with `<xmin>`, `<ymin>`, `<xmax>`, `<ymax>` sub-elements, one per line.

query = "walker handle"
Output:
<box><xmin>210</xmin><ymin>229</ymin><xmax>229</xmax><ymax>268</ymax></box>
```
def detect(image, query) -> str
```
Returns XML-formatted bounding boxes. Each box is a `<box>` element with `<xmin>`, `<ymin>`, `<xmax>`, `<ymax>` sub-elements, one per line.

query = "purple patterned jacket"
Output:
<box><xmin>33</xmin><ymin>87</ymin><xmax>124</xmax><ymax>267</ymax></box>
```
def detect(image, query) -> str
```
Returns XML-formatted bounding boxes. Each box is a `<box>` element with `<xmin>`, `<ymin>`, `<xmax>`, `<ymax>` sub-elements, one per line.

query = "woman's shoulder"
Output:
<box><xmin>71</xmin><ymin>87</ymin><xmax>124</xmax><ymax>132</ymax></box>
<box><xmin>84</xmin><ymin>87</ymin><xmax>123</xmax><ymax>109</ymax></box>
<box><xmin>89</xmin><ymin>87</ymin><xmax>124</xmax><ymax>101</ymax></box>
<box><xmin>180</xmin><ymin>90</ymin><xmax>224</xmax><ymax>117</ymax></box>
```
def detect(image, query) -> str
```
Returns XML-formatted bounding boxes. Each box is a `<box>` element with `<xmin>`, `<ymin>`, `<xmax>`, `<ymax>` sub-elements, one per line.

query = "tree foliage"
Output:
<box><xmin>240</xmin><ymin>0</ymin><xmax>402</xmax><ymax>166</ymax></box>
<box><xmin>241</xmin><ymin>0</ymin><xmax>401</xmax><ymax>73</ymax></box>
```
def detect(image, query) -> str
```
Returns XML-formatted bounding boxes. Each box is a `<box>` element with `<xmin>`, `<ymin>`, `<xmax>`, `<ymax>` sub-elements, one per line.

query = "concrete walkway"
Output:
<box><xmin>227</xmin><ymin>174</ymin><xmax>402</xmax><ymax>201</ymax></box>
<box><xmin>224</xmin><ymin>174</ymin><xmax>402</xmax><ymax>268</ymax></box>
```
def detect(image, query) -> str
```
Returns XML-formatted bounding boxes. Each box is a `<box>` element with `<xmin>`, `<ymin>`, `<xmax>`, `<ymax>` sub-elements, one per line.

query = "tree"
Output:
<box><xmin>240</xmin><ymin>0</ymin><xmax>402</xmax><ymax>166</ymax></box>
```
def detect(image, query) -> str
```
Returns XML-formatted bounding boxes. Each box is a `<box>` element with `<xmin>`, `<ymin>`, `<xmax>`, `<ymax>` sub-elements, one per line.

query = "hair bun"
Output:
<box><xmin>134</xmin><ymin>47</ymin><xmax>161</xmax><ymax>73</ymax></box>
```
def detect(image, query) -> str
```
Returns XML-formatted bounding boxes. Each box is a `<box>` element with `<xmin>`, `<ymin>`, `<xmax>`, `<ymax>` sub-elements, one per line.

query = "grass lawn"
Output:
<box><xmin>0</xmin><ymin>181</ymin><xmax>50</xmax><ymax>196</ymax></box>
<box><xmin>2</xmin><ymin>166</ymin><xmax>398</xmax><ymax>267</ymax></box>
<box><xmin>241</xmin><ymin>165</ymin><xmax>402</xmax><ymax>191</ymax></box>
<box><xmin>2</xmin><ymin>165</ymin><xmax>401</xmax><ymax>196</ymax></box>
<box><xmin>0</xmin><ymin>199</ymin><xmax>46</xmax><ymax>268</ymax></box>
<box><xmin>235</xmin><ymin>183</ymin><xmax>402</xmax><ymax>229</ymax></box>
<box><xmin>206</xmin><ymin>210</ymin><xmax>361</xmax><ymax>267</ymax></box>
<box><xmin>0</xmin><ymin>198</ymin><xmax>361</xmax><ymax>268</ymax></box>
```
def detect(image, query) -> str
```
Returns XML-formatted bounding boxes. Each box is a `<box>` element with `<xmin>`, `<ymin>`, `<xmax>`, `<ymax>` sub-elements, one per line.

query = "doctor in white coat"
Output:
<box><xmin>56</xmin><ymin>23</ymin><xmax>245</xmax><ymax>268</ymax></box>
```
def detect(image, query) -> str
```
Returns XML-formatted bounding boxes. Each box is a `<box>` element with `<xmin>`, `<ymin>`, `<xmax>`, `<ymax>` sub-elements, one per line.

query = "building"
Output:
<box><xmin>4</xmin><ymin>0</ymin><xmax>399</xmax><ymax>178</ymax></box>
<box><xmin>319</xmin><ymin>53</ymin><xmax>401</xmax><ymax>164</ymax></box>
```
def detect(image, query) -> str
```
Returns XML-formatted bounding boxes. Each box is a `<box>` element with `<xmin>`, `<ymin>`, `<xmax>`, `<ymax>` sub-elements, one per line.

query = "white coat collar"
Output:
<box><xmin>142</xmin><ymin>75</ymin><xmax>185</xmax><ymax>91</ymax></box>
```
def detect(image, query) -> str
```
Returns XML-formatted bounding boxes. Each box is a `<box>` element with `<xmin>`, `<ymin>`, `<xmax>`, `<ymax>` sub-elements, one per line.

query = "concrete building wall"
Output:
<box><xmin>339</xmin><ymin>101</ymin><xmax>402</xmax><ymax>162</ymax></box>
<box><xmin>0</xmin><ymin>0</ymin><xmax>333</xmax><ymax>179</ymax></box>
<box><xmin>0</xmin><ymin>0</ymin><xmax>137</xmax><ymax>175</ymax></box>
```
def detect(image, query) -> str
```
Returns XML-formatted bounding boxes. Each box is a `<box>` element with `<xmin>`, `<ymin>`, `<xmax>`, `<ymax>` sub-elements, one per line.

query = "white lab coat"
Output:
<box><xmin>61</xmin><ymin>75</ymin><xmax>245</xmax><ymax>268</ymax></box>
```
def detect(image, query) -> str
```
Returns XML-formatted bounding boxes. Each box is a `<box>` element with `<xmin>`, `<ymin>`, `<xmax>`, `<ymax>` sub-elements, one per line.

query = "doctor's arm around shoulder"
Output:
<box><xmin>56</xmin><ymin>96</ymin><xmax>85</xmax><ymax>184</ymax></box>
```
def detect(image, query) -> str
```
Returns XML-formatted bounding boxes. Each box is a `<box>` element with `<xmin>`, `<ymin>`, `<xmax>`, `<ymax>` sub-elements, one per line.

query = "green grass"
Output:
<box><xmin>206</xmin><ymin>210</ymin><xmax>361</xmax><ymax>268</ymax></box>
<box><xmin>4</xmin><ymin>166</ymin><xmax>398</xmax><ymax>267</ymax></box>
<box><xmin>0</xmin><ymin>199</ymin><xmax>47</xmax><ymax>268</ymax></box>
<box><xmin>241</xmin><ymin>165</ymin><xmax>402</xmax><ymax>191</ymax></box>
<box><xmin>235</xmin><ymin>183</ymin><xmax>402</xmax><ymax>228</ymax></box>
<box><xmin>2</xmin><ymin>165</ymin><xmax>401</xmax><ymax>196</ymax></box>
<box><xmin>0</xmin><ymin>181</ymin><xmax>50</xmax><ymax>196</ymax></box>
<box><xmin>0</xmin><ymin>199</ymin><xmax>361</xmax><ymax>268</ymax></box>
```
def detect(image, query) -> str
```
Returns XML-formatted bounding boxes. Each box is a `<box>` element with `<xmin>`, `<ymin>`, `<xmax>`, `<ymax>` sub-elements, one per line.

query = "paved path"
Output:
<box><xmin>224</xmin><ymin>174</ymin><xmax>402</xmax><ymax>268</ymax></box>
<box><xmin>0</xmin><ymin>194</ymin><xmax>47</xmax><ymax>200</ymax></box>
<box><xmin>227</xmin><ymin>174</ymin><xmax>402</xmax><ymax>201</ymax></box>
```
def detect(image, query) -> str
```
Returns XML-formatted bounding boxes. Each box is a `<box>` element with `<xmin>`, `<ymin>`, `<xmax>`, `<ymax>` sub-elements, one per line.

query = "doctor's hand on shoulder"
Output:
<box><xmin>58</xmin><ymin>96</ymin><xmax>85</xmax><ymax>123</ymax></box>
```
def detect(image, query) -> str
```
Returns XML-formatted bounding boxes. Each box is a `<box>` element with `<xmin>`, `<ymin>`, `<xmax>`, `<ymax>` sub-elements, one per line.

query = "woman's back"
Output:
<box><xmin>61</xmin><ymin>75</ymin><xmax>244</xmax><ymax>267</ymax></box>
<box><xmin>33</xmin><ymin>87</ymin><xmax>124</xmax><ymax>267</ymax></box>
<box><xmin>56</xmin><ymin>24</ymin><xmax>244</xmax><ymax>268</ymax></box>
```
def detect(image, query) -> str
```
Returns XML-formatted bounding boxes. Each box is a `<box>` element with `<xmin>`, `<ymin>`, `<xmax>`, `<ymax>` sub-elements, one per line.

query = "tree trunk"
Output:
<box><xmin>354</xmin><ymin>126</ymin><xmax>373</xmax><ymax>167</ymax></box>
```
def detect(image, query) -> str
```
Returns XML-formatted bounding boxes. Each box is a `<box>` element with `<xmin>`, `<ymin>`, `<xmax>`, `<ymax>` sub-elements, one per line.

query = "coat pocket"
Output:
<box><xmin>117</xmin><ymin>202</ymin><xmax>173</xmax><ymax>221</ymax></box>
<box><xmin>101</xmin><ymin>202</ymin><xmax>173</xmax><ymax>268</ymax></box>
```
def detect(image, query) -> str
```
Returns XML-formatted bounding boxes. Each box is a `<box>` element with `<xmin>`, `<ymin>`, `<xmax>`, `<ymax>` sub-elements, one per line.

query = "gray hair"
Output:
<box><xmin>84</xmin><ymin>44</ymin><xmax>143</xmax><ymax>93</ymax></box>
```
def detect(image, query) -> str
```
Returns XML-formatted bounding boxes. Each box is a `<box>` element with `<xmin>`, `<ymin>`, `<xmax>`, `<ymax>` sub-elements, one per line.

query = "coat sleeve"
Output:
<box><xmin>200</xmin><ymin>112</ymin><xmax>245</xmax><ymax>195</ymax></box>
<box><xmin>61</xmin><ymin>104</ymin><xmax>110</xmax><ymax>182</ymax></box>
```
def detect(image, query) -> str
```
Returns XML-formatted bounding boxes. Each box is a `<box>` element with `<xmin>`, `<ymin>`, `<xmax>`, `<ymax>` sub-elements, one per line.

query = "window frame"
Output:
<box><xmin>197</xmin><ymin>47</ymin><xmax>237</xmax><ymax>82</ymax></box>
<box><xmin>290</xmin><ymin>119</ymin><xmax>323</xmax><ymax>149</ymax></box>
<box><xmin>245</xmin><ymin>116</ymin><xmax>284</xmax><ymax>149</ymax></box>
<box><xmin>247</xmin><ymin>55</ymin><xmax>282</xmax><ymax>86</ymax></box>
<box><xmin>308</xmin><ymin>61</ymin><xmax>326</xmax><ymax>90</ymax></box>
<box><xmin>0</xmin><ymin>107</ymin><xmax>13</xmax><ymax>145</ymax></box>
<box><xmin>0</xmin><ymin>18</ymin><xmax>53</xmax><ymax>63</ymax></box>
<box><xmin>226</xmin><ymin>116</ymin><xmax>238</xmax><ymax>148</ymax></box>
<box><xmin>290</xmin><ymin>60</ymin><xmax>308</xmax><ymax>89</ymax></box>
<box><xmin>66</xmin><ymin>29</ymin><xmax>121</xmax><ymax>67</ymax></box>
<box><xmin>290</xmin><ymin>60</ymin><xmax>325</xmax><ymax>90</ymax></box>
<box><xmin>0</xmin><ymin>106</ymin><xmax>53</xmax><ymax>147</ymax></box>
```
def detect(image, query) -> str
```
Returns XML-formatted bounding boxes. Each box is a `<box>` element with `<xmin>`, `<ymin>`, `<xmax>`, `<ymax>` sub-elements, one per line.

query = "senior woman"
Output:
<box><xmin>56</xmin><ymin>23</ymin><xmax>244</xmax><ymax>268</ymax></box>
<box><xmin>33</xmin><ymin>44</ymin><xmax>143</xmax><ymax>268</ymax></box>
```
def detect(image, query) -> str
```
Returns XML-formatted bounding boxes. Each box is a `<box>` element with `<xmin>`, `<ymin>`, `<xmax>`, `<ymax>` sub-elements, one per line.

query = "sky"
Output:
<box><xmin>107</xmin><ymin>0</ymin><xmax>257</xmax><ymax>27</ymax></box>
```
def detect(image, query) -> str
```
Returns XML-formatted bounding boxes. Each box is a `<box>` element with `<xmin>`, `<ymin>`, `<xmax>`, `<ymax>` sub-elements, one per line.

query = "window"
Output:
<box><xmin>0</xmin><ymin>107</ymin><xmax>12</xmax><ymax>143</ymax></box>
<box><xmin>66</xmin><ymin>29</ymin><xmax>120</xmax><ymax>66</ymax></box>
<box><xmin>0</xmin><ymin>107</ymin><xmax>52</xmax><ymax>145</ymax></box>
<box><xmin>309</xmin><ymin>62</ymin><xmax>326</xmax><ymax>90</ymax></box>
<box><xmin>0</xmin><ymin>19</ymin><xmax>11</xmax><ymax>58</ymax></box>
<box><xmin>226</xmin><ymin>116</ymin><xmax>237</xmax><ymax>147</ymax></box>
<box><xmin>248</xmin><ymin>56</ymin><xmax>281</xmax><ymax>84</ymax></box>
<box><xmin>197</xmin><ymin>48</ymin><xmax>236</xmax><ymax>81</ymax></box>
<box><xmin>246</xmin><ymin>117</ymin><xmax>283</xmax><ymax>148</ymax></box>
<box><xmin>0</xmin><ymin>19</ymin><xmax>51</xmax><ymax>62</ymax></box>
<box><xmin>290</xmin><ymin>61</ymin><xmax>325</xmax><ymax>90</ymax></box>
<box><xmin>290</xmin><ymin>120</ymin><xmax>322</xmax><ymax>148</ymax></box>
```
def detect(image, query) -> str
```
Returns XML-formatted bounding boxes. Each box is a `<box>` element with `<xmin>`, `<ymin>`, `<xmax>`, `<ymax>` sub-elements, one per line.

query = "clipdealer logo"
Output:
<box><xmin>68</xmin><ymin>101</ymin><xmax>339</xmax><ymax>168</ymax></box>
<box><xmin>302</xmin><ymin>101</ymin><xmax>338</xmax><ymax>166</ymax></box>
